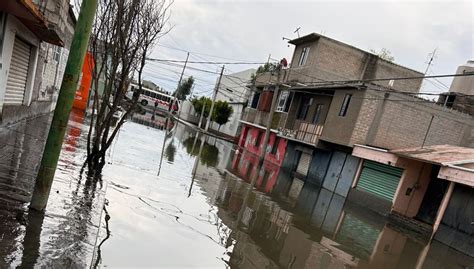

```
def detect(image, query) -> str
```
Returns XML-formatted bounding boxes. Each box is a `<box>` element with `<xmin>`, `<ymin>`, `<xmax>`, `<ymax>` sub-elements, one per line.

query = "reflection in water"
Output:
<box><xmin>94</xmin><ymin>119</ymin><xmax>473</xmax><ymax>268</ymax></box>
<box><xmin>2</xmin><ymin>112</ymin><xmax>473</xmax><ymax>267</ymax></box>
<box><xmin>0</xmin><ymin>110</ymin><xmax>106</xmax><ymax>267</ymax></box>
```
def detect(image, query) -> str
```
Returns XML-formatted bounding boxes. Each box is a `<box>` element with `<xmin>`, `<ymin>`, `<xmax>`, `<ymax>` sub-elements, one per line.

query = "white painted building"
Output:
<box><xmin>210</xmin><ymin>68</ymin><xmax>256</xmax><ymax>137</ymax></box>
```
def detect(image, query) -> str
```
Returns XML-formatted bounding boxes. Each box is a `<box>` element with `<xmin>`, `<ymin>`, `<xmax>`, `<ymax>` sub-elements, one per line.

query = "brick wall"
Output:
<box><xmin>350</xmin><ymin>91</ymin><xmax>380</xmax><ymax>145</ymax></box>
<box><xmin>320</xmin><ymin>89</ymin><xmax>365</xmax><ymax>146</ymax></box>
<box><xmin>352</xmin><ymin>90</ymin><xmax>473</xmax><ymax>149</ymax></box>
<box><xmin>287</xmin><ymin>34</ymin><xmax>423</xmax><ymax>93</ymax></box>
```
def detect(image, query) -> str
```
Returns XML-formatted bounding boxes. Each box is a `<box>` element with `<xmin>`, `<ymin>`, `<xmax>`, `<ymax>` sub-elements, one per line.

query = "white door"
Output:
<box><xmin>5</xmin><ymin>37</ymin><xmax>31</xmax><ymax>105</ymax></box>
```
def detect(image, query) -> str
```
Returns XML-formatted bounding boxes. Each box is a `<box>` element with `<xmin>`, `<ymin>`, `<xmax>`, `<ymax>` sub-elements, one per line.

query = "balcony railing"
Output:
<box><xmin>242</xmin><ymin>108</ymin><xmax>283</xmax><ymax>129</ymax></box>
<box><xmin>295</xmin><ymin>123</ymin><xmax>324</xmax><ymax>144</ymax></box>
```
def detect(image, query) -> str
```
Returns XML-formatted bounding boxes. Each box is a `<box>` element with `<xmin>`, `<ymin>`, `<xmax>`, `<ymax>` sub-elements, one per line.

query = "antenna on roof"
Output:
<box><xmin>294</xmin><ymin>27</ymin><xmax>301</xmax><ymax>38</ymax></box>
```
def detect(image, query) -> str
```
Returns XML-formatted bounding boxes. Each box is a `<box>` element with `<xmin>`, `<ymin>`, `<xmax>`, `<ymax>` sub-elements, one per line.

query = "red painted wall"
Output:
<box><xmin>230</xmin><ymin>124</ymin><xmax>288</xmax><ymax>194</ymax></box>
<box><xmin>73</xmin><ymin>52</ymin><xmax>94</xmax><ymax>111</ymax></box>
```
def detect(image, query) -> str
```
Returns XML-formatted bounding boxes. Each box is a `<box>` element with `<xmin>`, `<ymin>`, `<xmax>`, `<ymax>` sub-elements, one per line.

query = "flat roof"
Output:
<box><xmin>289</xmin><ymin>33</ymin><xmax>423</xmax><ymax>75</ymax></box>
<box><xmin>390</xmin><ymin>145</ymin><xmax>474</xmax><ymax>166</ymax></box>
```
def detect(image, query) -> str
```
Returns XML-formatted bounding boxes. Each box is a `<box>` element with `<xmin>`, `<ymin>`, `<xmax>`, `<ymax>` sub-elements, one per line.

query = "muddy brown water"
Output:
<box><xmin>0</xmin><ymin>112</ymin><xmax>473</xmax><ymax>268</ymax></box>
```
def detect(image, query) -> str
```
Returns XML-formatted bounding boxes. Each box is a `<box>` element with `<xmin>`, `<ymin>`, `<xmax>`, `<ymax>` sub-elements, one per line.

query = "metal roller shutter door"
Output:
<box><xmin>5</xmin><ymin>38</ymin><xmax>31</xmax><ymax>105</ymax></box>
<box><xmin>296</xmin><ymin>152</ymin><xmax>311</xmax><ymax>176</ymax></box>
<box><xmin>356</xmin><ymin>160</ymin><xmax>403</xmax><ymax>201</ymax></box>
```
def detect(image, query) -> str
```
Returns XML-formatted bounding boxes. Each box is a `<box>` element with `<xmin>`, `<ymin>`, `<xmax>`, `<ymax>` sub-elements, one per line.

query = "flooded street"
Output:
<box><xmin>0</xmin><ymin>112</ymin><xmax>473</xmax><ymax>268</ymax></box>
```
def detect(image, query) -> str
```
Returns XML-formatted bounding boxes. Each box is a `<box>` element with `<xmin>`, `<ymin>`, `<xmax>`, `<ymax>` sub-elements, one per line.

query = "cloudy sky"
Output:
<box><xmin>144</xmin><ymin>0</ymin><xmax>473</xmax><ymax>97</ymax></box>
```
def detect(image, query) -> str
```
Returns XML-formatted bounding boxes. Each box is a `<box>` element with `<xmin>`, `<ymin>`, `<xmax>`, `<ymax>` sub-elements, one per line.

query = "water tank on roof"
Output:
<box><xmin>449</xmin><ymin>60</ymin><xmax>474</xmax><ymax>95</ymax></box>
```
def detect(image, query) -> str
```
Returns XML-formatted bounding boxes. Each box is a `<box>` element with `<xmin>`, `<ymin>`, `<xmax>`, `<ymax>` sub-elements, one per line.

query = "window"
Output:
<box><xmin>150</xmin><ymin>92</ymin><xmax>157</xmax><ymax>98</ymax></box>
<box><xmin>312</xmin><ymin>104</ymin><xmax>323</xmax><ymax>124</ymax></box>
<box><xmin>250</xmin><ymin>91</ymin><xmax>261</xmax><ymax>109</ymax></box>
<box><xmin>276</xmin><ymin>91</ymin><xmax>289</xmax><ymax>112</ymax></box>
<box><xmin>271</xmin><ymin>137</ymin><xmax>280</xmax><ymax>155</ymax></box>
<box><xmin>297</xmin><ymin>97</ymin><xmax>313</xmax><ymax>120</ymax></box>
<box><xmin>339</xmin><ymin>94</ymin><xmax>352</xmax><ymax>117</ymax></box>
<box><xmin>53</xmin><ymin>46</ymin><xmax>61</xmax><ymax>62</ymax></box>
<box><xmin>298</xmin><ymin>47</ymin><xmax>310</xmax><ymax>66</ymax></box>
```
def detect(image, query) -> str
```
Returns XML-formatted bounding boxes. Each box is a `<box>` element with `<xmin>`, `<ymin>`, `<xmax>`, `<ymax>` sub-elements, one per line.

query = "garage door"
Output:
<box><xmin>5</xmin><ymin>37</ymin><xmax>31</xmax><ymax>105</ymax></box>
<box><xmin>356</xmin><ymin>160</ymin><xmax>403</xmax><ymax>201</ymax></box>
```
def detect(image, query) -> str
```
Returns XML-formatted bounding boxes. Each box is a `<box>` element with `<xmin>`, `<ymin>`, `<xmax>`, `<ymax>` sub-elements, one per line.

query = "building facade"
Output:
<box><xmin>0</xmin><ymin>0</ymin><xmax>75</xmax><ymax>125</ymax></box>
<box><xmin>237</xmin><ymin>32</ymin><xmax>474</xmax><ymax>256</ymax></box>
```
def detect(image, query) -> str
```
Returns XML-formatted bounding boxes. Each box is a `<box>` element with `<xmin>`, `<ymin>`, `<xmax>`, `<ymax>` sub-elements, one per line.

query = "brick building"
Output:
<box><xmin>237</xmin><ymin>32</ymin><xmax>474</xmax><ymax>256</ymax></box>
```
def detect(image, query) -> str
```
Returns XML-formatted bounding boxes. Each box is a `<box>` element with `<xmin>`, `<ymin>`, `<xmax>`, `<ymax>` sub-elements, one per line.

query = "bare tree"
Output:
<box><xmin>86</xmin><ymin>0</ymin><xmax>171</xmax><ymax>175</ymax></box>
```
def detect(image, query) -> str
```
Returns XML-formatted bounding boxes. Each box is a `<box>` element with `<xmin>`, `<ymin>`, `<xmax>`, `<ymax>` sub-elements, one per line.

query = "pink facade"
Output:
<box><xmin>231</xmin><ymin>124</ymin><xmax>288</xmax><ymax>193</ymax></box>
<box><xmin>238</xmin><ymin>124</ymin><xmax>287</xmax><ymax>166</ymax></box>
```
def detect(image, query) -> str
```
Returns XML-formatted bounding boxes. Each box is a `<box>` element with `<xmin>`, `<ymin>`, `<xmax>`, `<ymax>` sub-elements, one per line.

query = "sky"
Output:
<box><xmin>142</xmin><ymin>0</ymin><xmax>473</xmax><ymax>97</ymax></box>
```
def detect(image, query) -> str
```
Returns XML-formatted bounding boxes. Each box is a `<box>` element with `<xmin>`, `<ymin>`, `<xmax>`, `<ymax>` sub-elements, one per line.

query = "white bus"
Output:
<box><xmin>127</xmin><ymin>84</ymin><xmax>179</xmax><ymax>112</ymax></box>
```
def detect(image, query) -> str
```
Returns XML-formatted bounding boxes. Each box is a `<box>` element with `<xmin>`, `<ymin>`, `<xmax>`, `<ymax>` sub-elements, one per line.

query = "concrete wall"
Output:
<box><xmin>37</xmin><ymin>44</ymin><xmax>69</xmax><ymax>101</ymax></box>
<box><xmin>213</xmin><ymin>68</ymin><xmax>255</xmax><ymax>137</ymax></box>
<box><xmin>449</xmin><ymin>61</ymin><xmax>474</xmax><ymax>95</ymax></box>
<box><xmin>0</xmin><ymin>15</ymin><xmax>41</xmax><ymax>120</ymax></box>
<box><xmin>391</xmin><ymin>160</ymin><xmax>433</xmax><ymax>218</ymax></box>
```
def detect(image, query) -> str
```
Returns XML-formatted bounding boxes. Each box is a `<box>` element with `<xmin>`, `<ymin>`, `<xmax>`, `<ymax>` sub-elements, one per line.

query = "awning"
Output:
<box><xmin>353</xmin><ymin>144</ymin><xmax>474</xmax><ymax>187</ymax></box>
<box><xmin>0</xmin><ymin>0</ymin><xmax>63</xmax><ymax>46</ymax></box>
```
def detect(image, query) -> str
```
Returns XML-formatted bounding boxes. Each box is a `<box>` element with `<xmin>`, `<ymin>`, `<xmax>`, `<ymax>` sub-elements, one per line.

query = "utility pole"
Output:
<box><xmin>204</xmin><ymin>65</ymin><xmax>225</xmax><ymax>132</ymax></box>
<box><xmin>170</xmin><ymin>52</ymin><xmax>190</xmax><ymax>114</ymax></box>
<box><xmin>198</xmin><ymin>101</ymin><xmax>206</xmax><ymax>129</ymax></box>
<box><xmin>30</xmin><ymin>0</ymin><xmax>98</xmax><ymax>211</ymax></box>
<box><xmin>421</xmin><ymin>48</ymin><xmax>437</xmax><ymax>92</ymax></box>
<box><xmin>250</xmin><ymin>64</ymin><xmax>282</xmax><ymax>185</ymax></box>
<box><xmin>424</xmin><ymin>48</ymin><xmax>437</xmax><ymax>75</ymax></box>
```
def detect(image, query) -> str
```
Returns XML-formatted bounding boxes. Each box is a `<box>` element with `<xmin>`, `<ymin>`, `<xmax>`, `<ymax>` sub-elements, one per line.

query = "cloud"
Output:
<box><xmin>145</xmin><ymin>0</ymin><xmax>473</xmax><ymax>94</ymax></box>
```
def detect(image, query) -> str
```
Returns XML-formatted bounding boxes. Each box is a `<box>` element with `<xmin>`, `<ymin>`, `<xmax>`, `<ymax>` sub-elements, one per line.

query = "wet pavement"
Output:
<box><xmin>0</xmin><ymin>111</ymin><xmax>473</xmax><ymax>268</ymax></box>
<box><xmin>0</xmin><ymin>111</ymin><xmax>106</xmax><ymax>267</ymax></box>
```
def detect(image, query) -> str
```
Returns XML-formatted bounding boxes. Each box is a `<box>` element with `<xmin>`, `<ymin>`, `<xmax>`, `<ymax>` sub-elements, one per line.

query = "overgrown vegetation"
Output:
<box><xmin>370</xmin><ymin>48</ymin><xmax>395</xmax><ymax>62</ymax></box>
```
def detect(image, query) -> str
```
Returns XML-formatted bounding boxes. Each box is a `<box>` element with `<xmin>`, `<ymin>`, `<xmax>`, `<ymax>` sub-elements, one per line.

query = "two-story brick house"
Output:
<box><xmin>237</xmin><ymin>33</ymin><xmax>474</xmax><ymax>255</ymax></box>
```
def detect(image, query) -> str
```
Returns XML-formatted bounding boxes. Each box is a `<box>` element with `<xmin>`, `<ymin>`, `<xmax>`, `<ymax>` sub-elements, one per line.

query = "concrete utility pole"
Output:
<box><xmin>171</xmin><ymin>52</ymin><xmax>190</xmax><ymax>114</ymax></box>
<box><xmin>30</xmin><ymin>0</ymin><xmax>98</xmax><ymax>211</ymax></box>
<box><xmin>250</xmin><ymin>65</ymin><xmax>282</xmax><ymax>185</ymax></box>
<box><xmin>204</xmin><ymin>65</ymin><xmax>225</xmax><ymax>132</ymax></box>
<box><xmin>198</xmin><ymin>101</ymin><xmax>206</xmax><ymax>129</ymax></box>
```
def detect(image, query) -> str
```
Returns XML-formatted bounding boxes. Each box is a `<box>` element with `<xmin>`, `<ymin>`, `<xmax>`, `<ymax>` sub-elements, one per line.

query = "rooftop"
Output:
<box><xmin>288</xmin><ymin>33</ymin><xmax>423</xmax><ymax>75</ymax></box>
<box><xmin>390</xmin><ymin>145</ymin><xmax>474</xmax><ymax>166</ymax></box>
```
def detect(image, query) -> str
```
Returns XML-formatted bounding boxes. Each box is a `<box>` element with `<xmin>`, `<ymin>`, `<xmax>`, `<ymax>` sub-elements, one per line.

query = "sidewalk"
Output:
<box><xmin>172</xmin><ymin>115</ymin><xmax>236</xmax><ymax>143</ymax></box>
<box><xmin>0</xmin><ymin>111</ymin><xmax>106</xmax><ymax>267</ymax></box>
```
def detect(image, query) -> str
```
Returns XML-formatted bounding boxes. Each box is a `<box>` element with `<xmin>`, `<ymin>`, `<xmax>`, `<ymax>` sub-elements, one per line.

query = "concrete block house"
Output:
<box><xmin>235</xmin><ymin>33</ymin><xmax>474</xmax><ymax>256</ymax></box>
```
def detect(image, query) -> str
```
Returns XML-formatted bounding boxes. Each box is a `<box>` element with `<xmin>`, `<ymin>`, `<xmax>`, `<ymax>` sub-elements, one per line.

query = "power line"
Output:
<box><xmin>147</xmin><ymin>58</ymin><xmax>265</xmax><ymax>65</ymax></box>
<box><xmin>155</xmin><ymin>43</ymin><xmax>263</xmax><ymax>63</ymax></box>
<box><xmin>301</xmin><ymin>72</ymin><xmax>474</xmax><ymax>85</ymax></box>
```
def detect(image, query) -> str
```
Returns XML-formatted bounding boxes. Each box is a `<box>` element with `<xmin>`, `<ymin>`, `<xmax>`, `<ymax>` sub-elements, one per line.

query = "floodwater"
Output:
<box><xmin>0</xmin><ymin>111</ymin><xmax>473</xmax><ymax>268</ymax></box>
